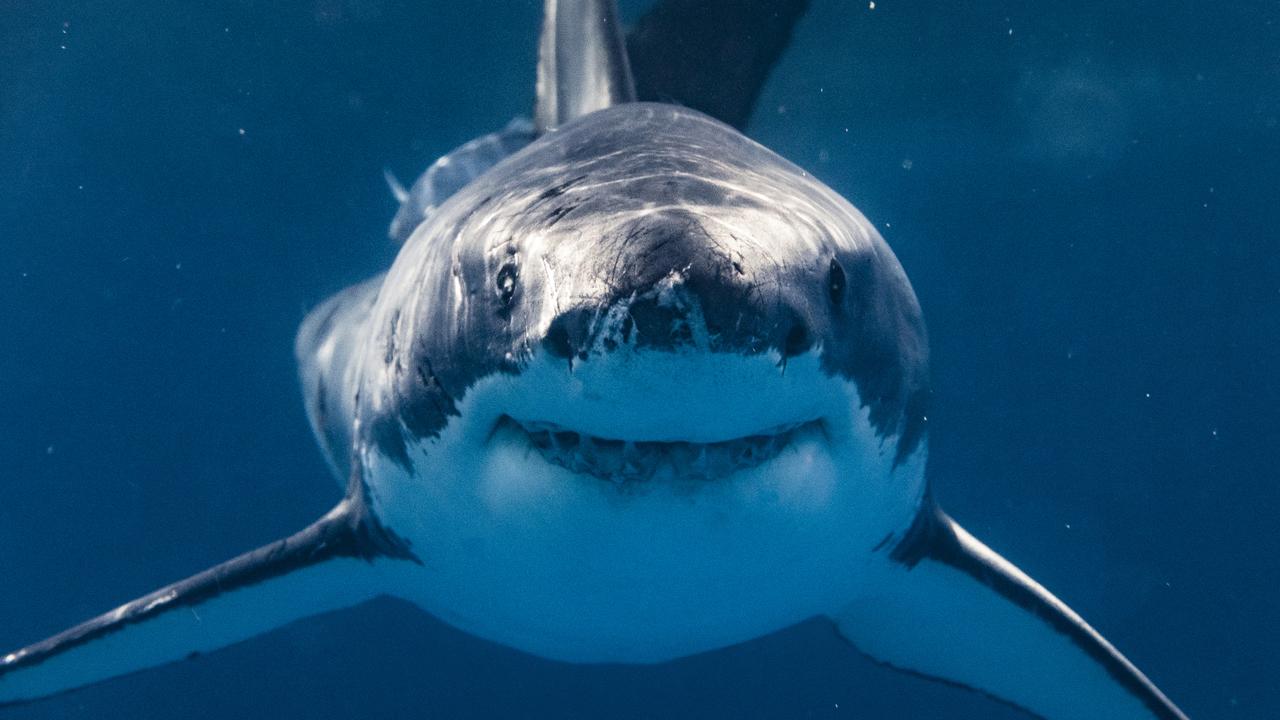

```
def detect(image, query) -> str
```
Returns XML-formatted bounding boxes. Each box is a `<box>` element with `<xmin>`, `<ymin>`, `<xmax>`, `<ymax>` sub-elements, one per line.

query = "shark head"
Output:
<box><xmin>352</xmin><ymin>103</ymin><xmax>932</xmax><ymax>662</ymax></box>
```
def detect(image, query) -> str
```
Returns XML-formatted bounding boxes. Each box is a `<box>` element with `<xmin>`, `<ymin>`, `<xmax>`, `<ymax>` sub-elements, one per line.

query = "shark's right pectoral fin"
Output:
<box><xmin>831</xmin><ymin>505</ymin><xmax>1187</xmax><ymax>720</ymax></box>
<box><xmin>0</xmin><ymin>499</ymin><xmax>417</xmax><ymax>707</ymax></box>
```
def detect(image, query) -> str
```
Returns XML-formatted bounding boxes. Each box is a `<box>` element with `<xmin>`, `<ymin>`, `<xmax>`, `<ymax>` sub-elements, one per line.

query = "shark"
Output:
<box><xmin>0</xmin><ymin>1</ymin><xmax>1189</xmax><ymax>718</ymax></box>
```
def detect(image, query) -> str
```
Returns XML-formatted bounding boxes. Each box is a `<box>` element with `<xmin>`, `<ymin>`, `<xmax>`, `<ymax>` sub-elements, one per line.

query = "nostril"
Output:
<box><xmin>543</xmin><ymin>318</ymin><xmax>575</xmax><ymax>359</ymax></box>
<box><xmin>782</xmin><ymin>322</ymin><xmax>811</xmax><ymax>358</ymax></box>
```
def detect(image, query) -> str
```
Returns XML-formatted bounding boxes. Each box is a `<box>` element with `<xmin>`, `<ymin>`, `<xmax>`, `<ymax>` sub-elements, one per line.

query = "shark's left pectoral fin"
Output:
<box><xmin>0</xmin><ymin>499</ymin><xmax>417</xmax><ymax>707</ymax></box>
<box><xmin>831</xmin><ymin>505</ymin><xmax>1187</xmax><ymax>720</ymax></box>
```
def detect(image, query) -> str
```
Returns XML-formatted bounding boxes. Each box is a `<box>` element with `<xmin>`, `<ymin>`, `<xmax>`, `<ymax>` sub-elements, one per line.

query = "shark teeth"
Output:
<box><xmin>511</xmin><ymin>418</ymin><xmax>813</xmax><ymax>483</ymax></box>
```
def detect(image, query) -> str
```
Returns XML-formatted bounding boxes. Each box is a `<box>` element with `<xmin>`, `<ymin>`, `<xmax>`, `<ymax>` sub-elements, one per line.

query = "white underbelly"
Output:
<box><xmin>360</xmin><ymin>354</ymin><xmax>926</xmax><ymax>662</ymax></box>
<box><xmin>372</xmin><ymin>424</ymin><xmax>923</xmax><ymax>663</ymax></box>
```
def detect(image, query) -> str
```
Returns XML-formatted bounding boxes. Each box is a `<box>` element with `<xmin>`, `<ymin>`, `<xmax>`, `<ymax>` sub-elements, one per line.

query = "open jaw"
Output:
<box><xmin>497</xmin><ymin>415</ymin><xmax>824</xmax><ymax>483</ymax></box>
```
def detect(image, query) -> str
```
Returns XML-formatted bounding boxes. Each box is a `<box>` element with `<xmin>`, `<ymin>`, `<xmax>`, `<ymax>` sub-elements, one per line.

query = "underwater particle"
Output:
<box><xmin>868</xmin><ymin>1</ymin><xmax>875</xmax><ymax>8</ymax></box>
<box><xmin>901</xmin><ymin>158</ymin><xmax>913</xmax><ymax>170</ymax></box>
<box><xmin>238</xmin><ymin>128</ymin><xmax>246</xmax><ymax>136</ymax></box>
<box><xmin>46</xmin><ymin>445</ymin><xmax>54</xmax><ymax>455</ymax></box>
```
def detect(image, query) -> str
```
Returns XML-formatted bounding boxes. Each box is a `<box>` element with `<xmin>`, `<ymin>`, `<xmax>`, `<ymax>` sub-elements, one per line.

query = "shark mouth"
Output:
<box><xmin>502</xmin><ymin>416</ymin><xmax>821</xmax><ymax>483</ymax></box>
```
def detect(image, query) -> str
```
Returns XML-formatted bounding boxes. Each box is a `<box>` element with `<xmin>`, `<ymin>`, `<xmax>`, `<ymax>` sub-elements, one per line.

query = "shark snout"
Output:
<box><xmin>540</xmin><ymin>288</ymin><xmax>812</xmax><ymax>362</ymax></box>
<box><xmin>537</xmin><ymin>208</ymin><xmax>822</xmax><ymax>362</ymax></box>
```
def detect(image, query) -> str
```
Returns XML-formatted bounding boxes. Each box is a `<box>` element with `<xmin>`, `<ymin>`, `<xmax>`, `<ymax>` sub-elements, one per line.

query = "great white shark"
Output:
<box><xmin>1</xmin><ymin>1</ymin><xmax>1188</xmax><ymax>718</ymax></box>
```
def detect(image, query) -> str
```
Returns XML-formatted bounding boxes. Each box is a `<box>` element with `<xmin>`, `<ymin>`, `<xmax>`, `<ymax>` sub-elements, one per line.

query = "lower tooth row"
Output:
<box><xmin>526</xmin><ymin>428</ymin><xmax>789</xmax><ymax>481</ymax></box>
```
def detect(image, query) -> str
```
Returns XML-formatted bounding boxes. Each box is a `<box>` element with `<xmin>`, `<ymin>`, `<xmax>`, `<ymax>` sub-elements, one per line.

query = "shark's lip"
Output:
<box><xmin>497</xmin><ymin>415</ymin><xmax>823</xmax><ymax>483</ymax></box>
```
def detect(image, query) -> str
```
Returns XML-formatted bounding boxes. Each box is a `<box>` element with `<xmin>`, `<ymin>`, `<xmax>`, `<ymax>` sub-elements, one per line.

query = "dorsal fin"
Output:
<box><xmin>535</xmin><ymin>0</ymin><xmax>636</xmax><ymax>133</ymax></box>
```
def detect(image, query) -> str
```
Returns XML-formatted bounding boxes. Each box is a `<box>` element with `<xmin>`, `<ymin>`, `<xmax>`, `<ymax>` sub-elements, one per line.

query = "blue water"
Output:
<box><xmin>2</xmin><ymin>1</ymin><xmax>1275</xmax><ymax>717</ymax></box>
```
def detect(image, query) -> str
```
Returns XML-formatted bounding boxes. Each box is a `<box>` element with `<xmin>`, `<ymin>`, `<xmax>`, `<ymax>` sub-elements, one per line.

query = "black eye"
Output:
<box><xmin>828</xmin><ymin>259</ymin><xmax>846</xmax><ymax>306</ymax></box>
<box><xmin>496</xmin><ymin>263</ymin><xmax>518</xmax><ymax>307</ymax></box>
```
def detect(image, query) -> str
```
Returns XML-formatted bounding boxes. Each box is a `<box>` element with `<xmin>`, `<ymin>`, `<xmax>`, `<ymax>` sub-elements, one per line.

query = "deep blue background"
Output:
<box><xmin>2</xmin><ymin>1</ymin><xmax>1276</xmax><ymax>718</ymax></box>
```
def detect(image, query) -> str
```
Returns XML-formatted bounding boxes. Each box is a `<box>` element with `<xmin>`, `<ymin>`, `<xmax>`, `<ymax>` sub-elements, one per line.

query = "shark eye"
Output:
<box><xmin>828</xmin><ymin>259</ymin><xmax>846</xmax><ymax>306</ymax></box>
<box><xmin>496</xmin><ymin>263</ymin><xmax>518</xmax><ymax>307</ymax></box>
